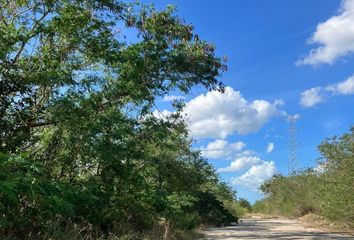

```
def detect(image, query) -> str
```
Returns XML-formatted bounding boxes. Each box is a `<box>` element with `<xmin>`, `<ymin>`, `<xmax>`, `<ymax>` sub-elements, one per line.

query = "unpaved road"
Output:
<box><xmin>203</xmin><ymin>218</ymin><xmax>354</xmax><ymax>239</ymax></box>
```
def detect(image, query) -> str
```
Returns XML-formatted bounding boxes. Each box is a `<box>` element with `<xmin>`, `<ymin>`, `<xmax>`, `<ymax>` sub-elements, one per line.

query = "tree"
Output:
<box><xmin>0</xmin><ymin>0</ymin><xmax>225</xmax><ymax>153</ymax></box>
<box><xmin>238</xmin><ymin>198</ymin><xmax>252</xmax><ymax>211</ymax></box>
<box><xmin>255</xmin><ymin>127</ymin><xmax>353</xmax><ymax>228</ymax></box>
<box><xmin>318</xmin><ymin>127</ymin><xmax>354</xmax><ymax>225</ymax></box>
<box><xmin>0</xmin><ymin>1</ymin><xmax>237</xmax><ymax>238</ymax></box>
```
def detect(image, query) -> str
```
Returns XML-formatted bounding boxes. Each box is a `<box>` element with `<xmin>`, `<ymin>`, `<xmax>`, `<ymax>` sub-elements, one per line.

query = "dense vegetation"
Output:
<box><xmin>0</xmin><ymin>1</ymin><xmax>244</xmax><ymax>239</ymax></box>
<box><xmin>254</xmin><ymin>127</ymin><xmax>354</xmax><ymax>229</ymax></box>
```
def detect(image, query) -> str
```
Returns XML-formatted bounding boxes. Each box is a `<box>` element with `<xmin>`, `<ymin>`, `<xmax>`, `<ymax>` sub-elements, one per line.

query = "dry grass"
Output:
<box><xmin>299</xmin><ymin>213</ymin><xmax>354</xmax><ymax>235</ymax></box>
<box><xmin>1</xmin><ymin>221</ymin><xmax>203</xmax><ymax>240</ymax></box>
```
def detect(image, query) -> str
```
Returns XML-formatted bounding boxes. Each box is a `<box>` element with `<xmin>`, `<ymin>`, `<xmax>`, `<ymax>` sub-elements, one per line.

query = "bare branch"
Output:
<box><xmin>12</xmin><ymin>3</ymin><xmax>54</xmax><ymax>65</ymax></box>
<box><xmin>27</xmin><ymin>121</ymin><xmax>56</xmax><ymax>128</ymax></box>
<box><xmin>0</xmin><ymin>4</ymin><xmax>9</xmax><ymax>26</ymax></box>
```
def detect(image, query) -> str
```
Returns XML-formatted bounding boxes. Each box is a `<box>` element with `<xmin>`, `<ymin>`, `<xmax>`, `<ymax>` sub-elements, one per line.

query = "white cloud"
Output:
<box><xmin>183</xmin><ymin>87</ymin><xmax>283</xmax><ymax>139</ymax></box>
<box><xmin>325</xmin><ymin>74</ymin><xmax>354</xmax><ymax>95</ymax></box>
<box><xmin>163</xmin><ymin>95</ymin><xmax>185</xmax><ymax>102</ymax></box>
<box><xmin>297</xmin><ymin>0</ymin><xmax>354</xmax><ymax>65</ymax></box>
<box><xmin>266</xmin><ymin>142</ymin><xmax>274</xmax><ymax>153</ymax></box>
<box><xmin>200</xmin><ymin>139</ymin><xmax>246</xmax><ymax>159</ymax></box>
<box><xmin>234</xmin><ymin>150</ymin><xmax>255</xmax><ymax>158</ymax></box>
<box><xmin>300</xmin><ymin>87</ymin><xmax>324</xmax><ymax>107</ymax></box>
<box><xmin>299</xmin><ymin>74</ymin><xmax>354</xmax><ymax>107</ymax></box>
<box><xmin>218</xmin><ymin>156</ymin><xmax>262</xmax><ymax>173</ymax></box>
<box><xmin>231</xmin><ymin>161</ymin><xmax>277</xmax><ymax>190</ymax></box>
<box><xmin>210</xmin><ymin>141</ymin><xmax>278</xmax><ymax>191</ymax></box>
<box><xmin>152</xmin><ymin>109</ymin><xmax>173</xmax><ymax>119</ymax></box>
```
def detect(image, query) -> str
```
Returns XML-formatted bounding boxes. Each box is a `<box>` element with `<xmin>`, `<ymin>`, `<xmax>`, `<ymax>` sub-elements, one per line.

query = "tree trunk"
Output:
<box><xmin>163</xmin><ymin>220</ymin><xmax>172</xmax><ymax>240</ymax></box>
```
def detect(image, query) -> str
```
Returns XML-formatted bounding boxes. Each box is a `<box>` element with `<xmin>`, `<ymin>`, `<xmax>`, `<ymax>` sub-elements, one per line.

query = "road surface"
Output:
<box><xmin>203</xmin><ymin>218</ymin><xmax>354</xmax><ymax>239</ymax></box>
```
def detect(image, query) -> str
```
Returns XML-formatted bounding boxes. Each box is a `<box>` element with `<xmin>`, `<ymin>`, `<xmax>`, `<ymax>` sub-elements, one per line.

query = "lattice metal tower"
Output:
<box><xmin>288</xmin><ymin>115</ymin><xmax>299</xmax><ymax>175</ymax></box>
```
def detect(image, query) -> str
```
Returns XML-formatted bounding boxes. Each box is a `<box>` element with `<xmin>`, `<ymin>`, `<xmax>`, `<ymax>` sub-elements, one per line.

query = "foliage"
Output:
<box><xmin>254</xmin><ymin>127</ymin><xmax>354</xmax><ymax>228</ymax></box>
<box><xmin>317</xmin><ymin>127</ymin><xmax>354</xmax><ymax>224</ymax></box>
<box><xmin>0</xmin><ymin>0</ymin><xmax>239</xmax><ymax>239</ymax></box>
<box><xmin>255</xmin><ymin>172</ymin><xmax>320</xmax><ymax>217</ymax></box>
<box><xmin>238</xmin><ymin>198</ymin><xmax>252</xmax><ymax>212</ymax></box>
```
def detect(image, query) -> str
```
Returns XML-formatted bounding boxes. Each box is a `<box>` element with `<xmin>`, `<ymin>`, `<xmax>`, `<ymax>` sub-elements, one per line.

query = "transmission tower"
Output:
<box><xmin>288</xmin><ymin>115</ymin><xmax>299</xmax><ymax>175</ymax></box>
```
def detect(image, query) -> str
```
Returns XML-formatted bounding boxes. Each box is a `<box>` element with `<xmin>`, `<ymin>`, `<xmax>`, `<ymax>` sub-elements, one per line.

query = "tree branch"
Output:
<box><xmin>12</xmin><ymin>3</ymin><xmax>54</xmax><ymax>65</ymax></box>
<box><xmin>26</xmin><ymin>121</ymin><xmax>56</xmax><ymax>128</ymax></box>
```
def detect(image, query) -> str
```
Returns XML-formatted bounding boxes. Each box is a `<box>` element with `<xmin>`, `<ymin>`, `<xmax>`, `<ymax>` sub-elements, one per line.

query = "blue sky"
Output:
<box><xmin>144</xmin><ymin>0</ymin><xmax>354</xmax><ymax>202</ymax></box>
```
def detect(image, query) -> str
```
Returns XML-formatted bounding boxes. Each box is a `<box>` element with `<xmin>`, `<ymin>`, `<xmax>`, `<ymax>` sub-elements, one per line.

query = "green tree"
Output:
<box><xmin>0</xmin><ymin>0</ymin><xmax>224</xmax><ymax>153</ymax></box>
<box><xmin>238</xmin><ymin>198</ymin><xmax>252</xmax><ymax>211</ymax></box>
<box><xmin>318</xmin><ymin>127</ymin><xmax>354</xmax><ymax>226</ymax></box>
<box><xmin>0</xmin><ymin>1</ymin><xmax>238</xmax><ymax>239</ymax></box>
<box><xmin>255</xmin><ymin>127</ymin><xmax>353</xmax><ymax>229</ymax></box>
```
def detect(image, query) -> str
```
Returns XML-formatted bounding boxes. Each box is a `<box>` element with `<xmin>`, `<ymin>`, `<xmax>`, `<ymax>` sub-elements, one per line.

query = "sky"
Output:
<box><xmin>142</xmin><ymin>0</ymin><xmax>354</xmax><ymax>202</ymax></box>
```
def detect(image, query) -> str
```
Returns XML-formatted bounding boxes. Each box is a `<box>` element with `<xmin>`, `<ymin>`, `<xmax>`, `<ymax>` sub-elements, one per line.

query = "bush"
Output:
<box><xmin>254</xmin><ymin>127</ymin><xmax>354</xmax><ymax>229</ymax></box>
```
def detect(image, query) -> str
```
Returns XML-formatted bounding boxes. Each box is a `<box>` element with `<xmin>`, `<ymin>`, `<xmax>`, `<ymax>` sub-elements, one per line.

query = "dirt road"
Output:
<box><xmin>203</xmin><ymin>218</ymin><xmax>354</xmax><ymax>239</ymax></box>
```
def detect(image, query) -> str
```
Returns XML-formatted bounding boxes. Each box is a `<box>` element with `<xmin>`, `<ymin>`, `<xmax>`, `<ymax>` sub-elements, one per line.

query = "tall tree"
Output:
<box><xmin>0</xmin><ymin>1</ymin><xmax>239</xmax><ymax>239</ymax></box>
<box><xmin>0</xmin><ymin>0</ymin><xmax>225</xmax><ymax>153</ymax></box>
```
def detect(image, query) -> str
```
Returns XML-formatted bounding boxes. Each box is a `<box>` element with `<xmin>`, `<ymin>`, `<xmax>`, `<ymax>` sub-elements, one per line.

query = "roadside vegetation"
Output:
<box><xmin>0</xmin><ymin>1</ymin><xmax>249</xmax><ymax>239</ymax></box>
<box><xmin>253</xmin><ymin>127</ymin><xmax>354</xmax><ymax>231</ymax></box>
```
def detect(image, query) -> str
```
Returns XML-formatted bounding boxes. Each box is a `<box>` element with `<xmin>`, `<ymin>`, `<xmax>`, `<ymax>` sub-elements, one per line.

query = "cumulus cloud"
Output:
<box><xmin>300</xmin><ymin>87</ymin><xmax>324</xmax><ymax>107</ymax></box>
<box><xmin>234</xmin><ymin>150</ymin><xmax>256</xmax><ymax>159</ymax></box>
<box><xmin>325</xmin><ymin>74</ymin><xmax>354</xmax><ymax>95</ymax></box>
<box><xmin>208</xmin><ymin>141</ymin><xmax>278</xmax><ymax>190</ymax></box>
<box><xmin>266</xmin><ymin>142</ymin><xmax>274</xmax><ymax>153</ymax></box>
<box><xmin>299</xmin><ymin>74</ymin><xmax>354</xmax><ymax>107</ymax></box>
<box><xmin>297</xmin><ymin>0</ymin><xmax>354</xmax><ymax>65</ymax></box>
<box><xmin>231</xmin><ymin>161</ymin><xmax>277</xmax><ymax>190</ymax></box>
<box><xmin>200</xmin><ymin>139</ymin><xmax>246</xmax><ymax>159</ymax></box>
<box><xmin>163</xmin><ymin>95</ymin><xmax>185</xmax><ymax>102</ymax></box>
<box><xmin>218</xmin><ymin>156</ymin><xmax>262</xmax><ymax>173</ymax></box>
<box><xmin>216</xmin><ymin>145</ymin><xmax>277</xmax><ymax>190</ymax></box>
<box><xmin>183</xmin><ymin>87</ymin><xmax>283</xmax><ymax>139</ymax></box>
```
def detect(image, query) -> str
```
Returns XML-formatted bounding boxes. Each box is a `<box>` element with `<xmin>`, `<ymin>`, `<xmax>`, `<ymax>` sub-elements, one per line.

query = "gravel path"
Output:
<box><xmin>203</xmin><ymin>218</ymin><xmax>354</xmax><ymax>239</ymax></box>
